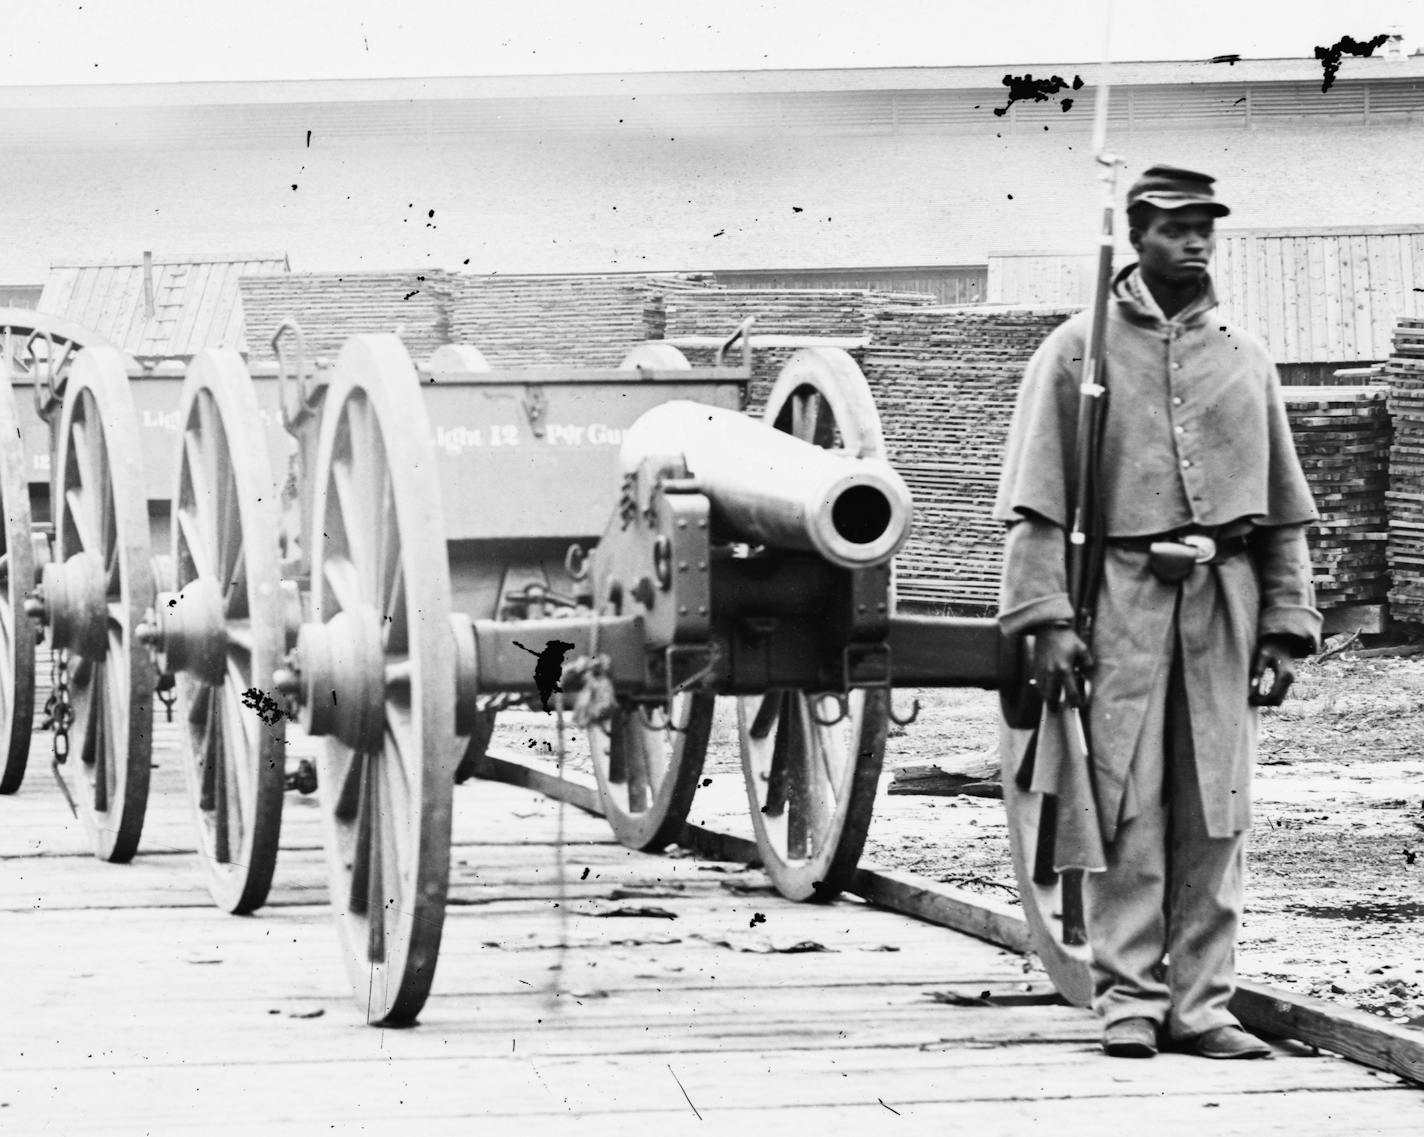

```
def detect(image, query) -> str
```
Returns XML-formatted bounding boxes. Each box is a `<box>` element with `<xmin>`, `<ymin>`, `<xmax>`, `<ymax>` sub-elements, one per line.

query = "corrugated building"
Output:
<box><xmin>37</xmin><ymin>252</ymin><xmax>289</xmax><ymax>362</ymax></box>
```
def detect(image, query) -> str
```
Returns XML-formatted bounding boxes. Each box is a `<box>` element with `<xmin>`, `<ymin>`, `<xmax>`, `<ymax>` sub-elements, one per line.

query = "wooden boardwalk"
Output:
<box><xmin>1</xmin><ymin>725</ymin><xmax>1421</xmax><ymax>1136</ymax></box>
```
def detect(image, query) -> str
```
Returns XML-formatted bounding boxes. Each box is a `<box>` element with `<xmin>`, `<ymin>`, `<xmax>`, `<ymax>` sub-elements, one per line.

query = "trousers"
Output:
<box><xmin>1083</xmin><ymin>637</ymin><xmax>1248</xmax><ymax>1040</ymax></box>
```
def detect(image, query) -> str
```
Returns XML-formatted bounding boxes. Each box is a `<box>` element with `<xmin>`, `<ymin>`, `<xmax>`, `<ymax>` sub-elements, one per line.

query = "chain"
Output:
<box><xmin>47</xmin><ymin>651</ymin><xmax>78</xmax><ymax>818</ymax></box>
<box><xmin>50</xmin><ymin>651</ymin><xmax>72</xmax><ymax>762</ymax></box>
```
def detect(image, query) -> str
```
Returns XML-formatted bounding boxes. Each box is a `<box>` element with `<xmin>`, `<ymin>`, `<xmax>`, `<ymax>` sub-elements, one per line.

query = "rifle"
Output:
<box><xmin>1029</xmin><ymin>29</ymin><xmax>1123</xmax><ymax>948</ymax></box>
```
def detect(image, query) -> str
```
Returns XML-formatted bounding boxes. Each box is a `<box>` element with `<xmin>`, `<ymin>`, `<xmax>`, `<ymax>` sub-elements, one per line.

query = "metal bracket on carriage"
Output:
<box><xmin>888</xmin><ymin>694</ymin><xmax>922</xmax><ymax>727</ymax></box>
<box><xmin>271</xmin><ymin>317</ymin><xmax>325</xmax><ymax>431</ymax></box>
<box><xmin>522</xmin><ymin>385</ymin><xmax>548</xmax><ymax>439</ymax></box>
<box><xmin>713</xmin><ymin>316</ymin><xmax>756</xmax><ymax>371</ymax></box>
<box><xmin>501</xmin><ymin>581</ymin><xmax>581</xmax><ymax>621</ymax></box>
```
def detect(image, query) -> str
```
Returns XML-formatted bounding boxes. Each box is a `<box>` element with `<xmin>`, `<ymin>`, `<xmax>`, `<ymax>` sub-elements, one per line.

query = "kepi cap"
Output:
<box><xmin>1126</xmin><ymin>164</ymin><xmax>1231</xmax><ymax>217</ymax></box>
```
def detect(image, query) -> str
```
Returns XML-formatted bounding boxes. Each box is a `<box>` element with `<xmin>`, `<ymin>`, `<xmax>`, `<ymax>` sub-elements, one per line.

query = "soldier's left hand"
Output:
<box><xmin>1249</xmin><ymin>637</ymin><xmax>1296</xmax><ymax>707</ymax></box>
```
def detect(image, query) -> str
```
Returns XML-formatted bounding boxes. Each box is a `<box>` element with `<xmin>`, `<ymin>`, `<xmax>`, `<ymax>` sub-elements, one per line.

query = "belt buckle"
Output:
<box><xmin>1181</xmin><ymin>534</ymin><xmax>1217</xmax><ymax>563</ymax></box>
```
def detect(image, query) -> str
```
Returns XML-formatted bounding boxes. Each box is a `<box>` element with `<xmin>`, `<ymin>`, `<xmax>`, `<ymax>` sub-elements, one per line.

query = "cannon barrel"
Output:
<box><xmin>620</xmin><ymin>400</ymin><xmax>912</xmax><ymax>570</ymax></box>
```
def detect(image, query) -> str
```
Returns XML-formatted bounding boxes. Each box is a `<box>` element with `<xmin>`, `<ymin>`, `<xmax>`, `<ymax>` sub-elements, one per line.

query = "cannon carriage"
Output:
<box><xmin>1</xmin><ymin>307</ymin><xmax>1090</xmax><ymax>1025</ymax></box>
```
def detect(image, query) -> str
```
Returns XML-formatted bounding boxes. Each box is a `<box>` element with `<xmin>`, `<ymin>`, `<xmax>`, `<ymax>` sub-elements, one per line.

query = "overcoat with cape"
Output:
<box><xmin>994</xmin><ymin>267</ymin><xmax>1322</xmax><ymax>872</ymax></box>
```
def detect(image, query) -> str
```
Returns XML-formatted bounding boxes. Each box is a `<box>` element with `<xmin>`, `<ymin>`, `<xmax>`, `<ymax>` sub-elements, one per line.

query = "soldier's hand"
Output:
<box><xmin>1249</xmin><ymin>636</ymin><xmax>1296</xmax><ymax>707</ymax></box>
<box><xmin>1032</xmin><ymin>625</ymin><xmax>1094</xmax><ymax>710</ymax></box>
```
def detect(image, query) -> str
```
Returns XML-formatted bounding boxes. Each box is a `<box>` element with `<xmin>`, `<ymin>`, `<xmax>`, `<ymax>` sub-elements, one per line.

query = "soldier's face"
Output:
<box><xmin>1131</xmin><ymin>206</ymin><xmax>1216</xmax><ymax>285</ymax></box>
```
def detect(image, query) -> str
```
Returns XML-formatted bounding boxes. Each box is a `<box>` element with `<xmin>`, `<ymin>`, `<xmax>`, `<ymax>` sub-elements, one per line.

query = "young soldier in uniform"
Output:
<box><xmin>994</xmin><ymin>165</ymin><xmax>1321</xmax><ymax>1059</ymax></box>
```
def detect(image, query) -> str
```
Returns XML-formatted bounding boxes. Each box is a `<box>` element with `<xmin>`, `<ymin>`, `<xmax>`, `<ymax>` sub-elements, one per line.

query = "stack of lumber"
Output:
<box><xmin>664</xmin><ymin>284</ymin><xmax>931</xmax><ymax>413</ymax></box>
<box><xmin>1385</xmin><ymin>317</ymin><xmax>1424</xmax><ymax>622</ymax></box>
<box><xmin>862</xmin><ymin>306</ymin><xmax>1078</xmax><ymax>611</ymax></box>
<box><xmin>238</xmin><ymin>271</ymin><xmax>451</xmax><ymax>362</ymax></box>
<box><xmin>446</xmin><ymin>274</ymin><xmax>681</xmax><ymax>366</ymax></box>
<box><xmin>1284</xmin><ymin>386</ymin><xmax>1391</xmax><ymax>610</ymax></box>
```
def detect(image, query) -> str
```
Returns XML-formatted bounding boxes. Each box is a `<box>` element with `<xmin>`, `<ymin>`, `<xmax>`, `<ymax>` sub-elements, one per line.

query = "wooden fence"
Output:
<box><xmin>988</xmin><ymin>225</ymin><xmax>1424</xmax><ymax>364</ymax></box>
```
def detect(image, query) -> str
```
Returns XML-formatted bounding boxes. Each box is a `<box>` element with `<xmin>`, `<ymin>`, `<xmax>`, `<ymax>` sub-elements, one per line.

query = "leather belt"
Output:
<box><xmin>1107</xmin><ymin>532</ymin><xmax>1250</xmax><ymax>566</ymax></box>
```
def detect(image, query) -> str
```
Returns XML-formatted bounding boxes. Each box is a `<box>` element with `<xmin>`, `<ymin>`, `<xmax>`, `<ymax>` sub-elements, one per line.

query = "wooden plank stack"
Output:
<box><xmin>447</xmin><ymin>274</ymin><xmax>683</xmax><ymax>366</ymax></box>
<box><xmin>862</xmin><ymin>306</ymin><xmax>1078</xmax><ymax>611</ymax></box>
<box><xmin>663</xmin><ymin>284</ymin><xmax>931</xmax><ymax>412</ymax></box>
<box><xmin>238</xmin><ymin>271</ymin><xmax>451</xmax><ymax>362</ymax></box>
<box><xmin>1385</xmin><ymin>317</ymin><xmax>1424</xmax><ymax>622</ymax></box>
<box><xmin>1284</xmin><ymin>386</ymin><xmax>1391</xmax><ymax>610</ymax></box>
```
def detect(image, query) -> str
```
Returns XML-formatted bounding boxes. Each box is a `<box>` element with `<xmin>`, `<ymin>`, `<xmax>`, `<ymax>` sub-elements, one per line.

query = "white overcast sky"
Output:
<box><xmin>3</xmin><ymin>0</ymin><xmax>1420</xmax><ymax>85</ymax></box>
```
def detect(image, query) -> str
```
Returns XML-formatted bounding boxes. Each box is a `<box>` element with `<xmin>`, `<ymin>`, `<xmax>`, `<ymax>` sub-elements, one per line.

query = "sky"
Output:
<box><xmin>3</xmin><ymin>0</ymin><xmax>1420</xmax><ymax>86</ymax></box>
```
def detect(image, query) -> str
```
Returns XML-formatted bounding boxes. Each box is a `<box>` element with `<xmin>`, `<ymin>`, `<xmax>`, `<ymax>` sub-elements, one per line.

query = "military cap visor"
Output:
<box><xmin>1126</xmin><ymin>164</ymin><xmax>1231</xmax><ymax>217</ymax></box>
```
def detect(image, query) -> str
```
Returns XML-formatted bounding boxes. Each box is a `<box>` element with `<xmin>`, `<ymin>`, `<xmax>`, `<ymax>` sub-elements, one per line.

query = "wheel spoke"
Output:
<box><xmin>64</xmin><ymin>487</ymin><xmax>100</xmax><ymax>556</ymax></box>
<box><xmin>188</xmin><ymin>680</ymin><xmax>213</xmax><ymax>728</ymax></box>
<box><xmin>348</xmin><ymin>754</ymin><xmax>372</xmax><ymax>916</ymax></box>
<box><xmin>322</xmin><ymin>556</ymin><xmax>363</xmax><ymax>615</ymax></box>
<box><xmin>791</xmin><ymin>390</ymin><xmax>821</xmax><ymax>444</ymax></box>
<box><xmin>197</xmin><ymin>394</ymin><xmax>225</xmax><ymax>556</ymax></box>
<box><xmin>810</xmin><ymin>697</ymin><xmax>845</xmax><ymax>805</ymax></box>
<box><xmin>621</xmin><ymin>715</ymin><xmax>650</xmax><ymax>812</ymax></box>
<box><xmin>224</xmin><ymin>621</ymin><xmax>254</xmax><ymax>655</ymax></box>
<box><xmin>175</xmin><ymin>508</ymin><xmax>216</xmax><ymax>581</ymax></box>
<box><xmin>224</xmin><ymin>658</ymin><xmax>257</xmax><ymax>821</ymax></box>
<box><xmin>764</xmin><ymin>693</ymin><xmax>791</xmax><ymax>817</ymax></box>
<box><xmin>641</xmin><ymin>710</ymin><xmax>671</xmax><ymax>786</ymax></box>
<box><xmin>366</xmin><ymin>761</ymin><xmax>386</xmax><ymax>965</ymax></box>
<box><xmin>749</xmin><ymin>690</ymin><xmax>782</xmax><ymax>742</ymax></box>
<box><xmin>380</xmin><ymin>708</ymin><xmax>414</xmax><ymax>879</ymax></box>
<box><xmin>223</xmin><ymin>538</ymin><xmax>248</xmax><ymax>618</ymax></box>
<box><xmin>182</xmin><ymin>433</ymin><xmax>219</xmax><ymax>556</ymax></box>
<box><xmin>332</xmin><ymin>744</ymin><xmax>365</xmax><ymax>823</ymax></box>
<box><xmin>375</xmin><ymin>472</ymin><xmax>399</xmax><ymax>615</ymax></box>
<box><xmin>212</xmin><ymin>687</ymin><xmax>231</xmax><ymax>864</ymax></box>
<box><xmin>383</xmin><ymin>563</ymin><xmax>407</xmax><ymax>651</ymax></box>
<box><xmin>785</xmin><ymin>698</ymin><xmax>810</xmax><ymax>860</ymax></box>
<box><xmin>198</xmin><ymin>685</ymin><xmax>218</xmax><ymax>811</ymax></box>
<box><xmin>331</xmin><ymin>457</ymin><xmax>374</xmax><ymax>586</ymax></box>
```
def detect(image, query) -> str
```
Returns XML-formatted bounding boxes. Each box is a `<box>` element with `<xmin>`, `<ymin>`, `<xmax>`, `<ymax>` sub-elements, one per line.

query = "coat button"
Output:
<box><xmin>1181</xmin><ymin>459</ymin><xmax>1192</xmax><ymax>469</ymax></box>
<box><xmin>1172</xmin><ymin>396</ymin><xmax>1184</xmax><ymax>406</ymax></box>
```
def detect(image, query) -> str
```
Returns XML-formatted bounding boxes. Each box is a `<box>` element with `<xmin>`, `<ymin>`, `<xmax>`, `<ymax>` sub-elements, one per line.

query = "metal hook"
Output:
<box><xmin>714</xmin><ymin>315</ymin><xmax>755</xmax><ymax>369</ymax></box>
<box><xmin>889</xmin><ymin>696</ymin><xmax>921</xmax><ymax>728</ymax></box>
<box><xmin>272</xmin><ymin>317</ymin><xmax>313</xmax><ymax>431</ymax></box>
<box><xmin>637</xmin><ymin>702</ymin><xmax>686</xmax><ymax>735</ymax></box>
<box><xmin>808</xmin><ymin>693</ymin><xmax>850</xmax><ymax>728</ymax></box>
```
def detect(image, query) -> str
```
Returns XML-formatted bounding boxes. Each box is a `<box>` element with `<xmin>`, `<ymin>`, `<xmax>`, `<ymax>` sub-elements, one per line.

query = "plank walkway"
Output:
<box><xmin>1</xmin><ymin>725</ymin><xmax>1421</xmax><ymax>1136</ymax></box>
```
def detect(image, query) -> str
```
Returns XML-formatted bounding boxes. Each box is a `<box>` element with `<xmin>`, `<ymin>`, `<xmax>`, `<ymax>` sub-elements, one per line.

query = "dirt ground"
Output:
<box><xmin>493</xmin><ymin>649</ymin><xmax>1424</xmax><ymax>1032</ymax></box>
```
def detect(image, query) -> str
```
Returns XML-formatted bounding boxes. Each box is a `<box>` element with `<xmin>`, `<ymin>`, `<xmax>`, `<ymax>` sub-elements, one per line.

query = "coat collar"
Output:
<box><xmin>1111</xmin><ymin>263</ymin><xmax>1218</xmax><ymax>330</ymax></box>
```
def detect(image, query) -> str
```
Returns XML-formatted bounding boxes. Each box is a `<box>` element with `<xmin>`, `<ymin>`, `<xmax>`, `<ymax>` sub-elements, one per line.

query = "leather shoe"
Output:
<box><xmin>1102</xmin><ymin>1017</ymin><xmax>1158</xmax><ymax>1058</ymax></box>
<box><xmin>1184</xmin><ymin>1025</ymin><xmax>1273</xmax><ymax>1060</ymax></box>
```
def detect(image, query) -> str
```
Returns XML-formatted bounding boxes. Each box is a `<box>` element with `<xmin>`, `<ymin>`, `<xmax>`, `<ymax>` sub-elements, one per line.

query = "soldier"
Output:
<box><xmin>994</xmin><ymin>165</ymin><xmax>1320</xmax><ymax>1059</ymax></box>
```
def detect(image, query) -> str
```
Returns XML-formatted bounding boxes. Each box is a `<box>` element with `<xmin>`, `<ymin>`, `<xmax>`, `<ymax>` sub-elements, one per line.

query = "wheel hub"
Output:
<box><xmin>35</xmin><ymin>553</ymin><xmax>107</xmax><ymax>659</ymax></box>
<box><xmin>152</xmin><ymin>576</ymin><xmax>227</xmax><ymax>686</ymax></box>
<box><xmin>294</xmin><ymin>607</ymin><xmax>386</xmax><ymax>750</ymax></box>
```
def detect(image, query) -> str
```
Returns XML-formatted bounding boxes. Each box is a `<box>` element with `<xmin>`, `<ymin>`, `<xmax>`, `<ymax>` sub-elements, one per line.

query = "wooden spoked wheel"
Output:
<box><xmin>51</xmin><ymin>347</ymin><xmax>154</xmax><ymax>862</ymax></box>
<box><xmin>589</xmin><ymin>695</ymin><xmax>715</xmax><ymax>851</ymax></box>
<box><xmin>169</xmin><ymin>350</ymin><xmax>287</xmax><ymax>913</ymax></box>
<box><xmin>736</xmin><ymin>348</ymin><xmax>893</xmax><ymax>902</ymax></box>
<box><xmin>0</xmin><ymin>371</ymin><xmax>35</xmax><ymax>794</ymax></box>
<box><xmin>998</xmin><ymin>726</ymin><xmax>1095</xmax><ymax>1006</ymax></box>
<box><xmin>307</xmin><ymin>334</ymin><xmax>457</xmax><ymax>1026</ymax></box>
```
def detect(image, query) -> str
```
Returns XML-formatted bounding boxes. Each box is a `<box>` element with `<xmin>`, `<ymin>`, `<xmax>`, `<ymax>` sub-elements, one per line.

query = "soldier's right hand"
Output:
<box><xmin>1032</xmin><ymin>625</ymin><xmax>1094</xmax><ymax>709</ymax></box>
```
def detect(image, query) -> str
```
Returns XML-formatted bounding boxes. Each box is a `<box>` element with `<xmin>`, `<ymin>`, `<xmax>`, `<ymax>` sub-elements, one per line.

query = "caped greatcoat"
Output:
<box><xmin>994</xmin><ymin>267</ymin><xmax>1322</xmax><ymax>865</ymax></box>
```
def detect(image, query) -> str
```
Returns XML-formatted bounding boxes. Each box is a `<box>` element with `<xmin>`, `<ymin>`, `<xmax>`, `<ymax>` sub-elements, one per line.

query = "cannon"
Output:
<box><xmin>1</xmin><ymin>312</ymin><xmax>1088</xmax><ymax>1026</ymax></box>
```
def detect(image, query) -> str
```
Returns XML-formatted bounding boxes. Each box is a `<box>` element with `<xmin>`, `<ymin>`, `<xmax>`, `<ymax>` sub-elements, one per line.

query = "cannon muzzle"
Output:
<box><xmin>620</xmin><ymin>401</ymin><xmax>912</xmax><ymax>569</ymax></box>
